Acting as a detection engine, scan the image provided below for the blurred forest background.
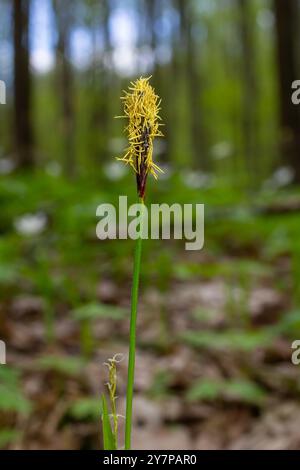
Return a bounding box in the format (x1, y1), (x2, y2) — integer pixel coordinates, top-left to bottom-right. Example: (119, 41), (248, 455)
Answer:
(1, 0), (300, 450)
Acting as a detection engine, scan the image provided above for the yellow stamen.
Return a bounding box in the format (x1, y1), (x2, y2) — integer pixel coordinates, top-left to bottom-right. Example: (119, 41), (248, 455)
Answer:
(116, 76), (164, 179)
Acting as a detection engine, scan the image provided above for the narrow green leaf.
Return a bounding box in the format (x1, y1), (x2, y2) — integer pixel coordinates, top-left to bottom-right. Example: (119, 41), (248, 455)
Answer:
(101, 394), (116, 450)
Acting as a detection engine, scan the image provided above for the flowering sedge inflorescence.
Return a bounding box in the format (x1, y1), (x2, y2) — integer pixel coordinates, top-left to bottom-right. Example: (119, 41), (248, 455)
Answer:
(103, 354), (123, 446)
(104, 77), (164, 451)
(116, 76), (163, 199)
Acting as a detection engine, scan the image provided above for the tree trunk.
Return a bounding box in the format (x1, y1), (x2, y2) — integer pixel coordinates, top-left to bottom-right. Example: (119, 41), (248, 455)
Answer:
(237, 0), (258, 177)
(177, 0), (207, 170)
(13, 0), (34, 168)
(185, 1), (207, 170)
(274, 0), (300, 183)
(52, 0), (75, 176)
(88, 0), (111, 165)
(145, 0), (157, 63)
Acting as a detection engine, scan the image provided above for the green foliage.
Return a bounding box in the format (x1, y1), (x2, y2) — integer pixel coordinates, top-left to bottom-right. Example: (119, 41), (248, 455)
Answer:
(0, 367), (31, 415)
(72, 302), (127, 321)
(68, 397), (102, 421)
(187, 380), (221, 401)
(174, 259), (271, 281)
(35, 355), (86, 376)
(149, 370), (173, 398)
(0, 429), (22, 448)
(192, 307), (220, 323)
(181, 328), (275, 352)
(187, 378), (267, 405)
(275, 310), (300, 337)
(0, 385), (30, 414)
(0, 263), (19, 286)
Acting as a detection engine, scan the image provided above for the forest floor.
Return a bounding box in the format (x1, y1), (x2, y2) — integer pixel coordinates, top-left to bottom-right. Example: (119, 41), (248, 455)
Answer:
(1, 171), (300, 449)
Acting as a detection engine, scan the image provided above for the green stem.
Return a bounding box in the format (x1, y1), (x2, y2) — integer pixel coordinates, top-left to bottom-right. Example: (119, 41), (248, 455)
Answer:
(125, 197), (144, 450)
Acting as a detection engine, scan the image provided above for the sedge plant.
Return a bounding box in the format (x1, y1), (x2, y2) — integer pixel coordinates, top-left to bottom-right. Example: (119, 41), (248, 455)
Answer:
(101, 354), (123, 450)
(101, 77), (163, 450)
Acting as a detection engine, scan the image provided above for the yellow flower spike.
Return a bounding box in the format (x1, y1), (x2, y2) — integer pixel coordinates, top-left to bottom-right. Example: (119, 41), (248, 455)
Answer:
(116, 76), (164, 199)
